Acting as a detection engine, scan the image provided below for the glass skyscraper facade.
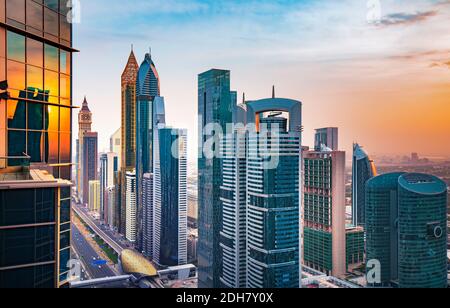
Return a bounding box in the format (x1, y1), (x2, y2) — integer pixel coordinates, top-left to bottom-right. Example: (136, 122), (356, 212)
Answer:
(135, 53), (161, 251)
(119, 49), (138, 234)
(352, 143), (376, 227)
(366, 172), (448, 288)
(153, 127), (187, 267)
(197, 69), (233, 288)
(245, 98), (302, 288)
(0, 0), (74, 288)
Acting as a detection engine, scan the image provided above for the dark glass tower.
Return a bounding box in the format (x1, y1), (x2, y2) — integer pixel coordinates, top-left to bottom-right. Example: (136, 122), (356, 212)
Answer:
(197, 69), (233, 288)
(366, 173), (448, 288)
(352, 143), (376, 227)
(135, 53), (161, 251)
(0, 0), (74, 288)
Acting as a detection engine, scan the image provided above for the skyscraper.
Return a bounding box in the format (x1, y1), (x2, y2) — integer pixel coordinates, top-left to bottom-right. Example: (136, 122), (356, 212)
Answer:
(0, 0), (74, 288)
(198, 69), (233, 288)
(81, 129), (98, 206)
(100, 152), (118, 221)
(366, 173), (448, 288)
(120, 49), (139, 234)
(89, 180), (100, 213)
(78, 97), (92, 199)
(153, 127), (188, 266)
(352, 143), (376, 227)
(126, 170), (137, 243)
(245, 97), (302, 288)
(110, 127), (121, 169)
(314, 127), (338, 151)
(142, 173), (153, 258)
(135, 53), (162, 251)
(219, 128), (247, 288)
(303, 150), (347, 278)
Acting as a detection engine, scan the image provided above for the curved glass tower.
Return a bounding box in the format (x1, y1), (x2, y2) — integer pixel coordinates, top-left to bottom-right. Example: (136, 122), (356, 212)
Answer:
(397, 173), (448, 288)
(352, 143), (376, 227)
(135, 53), (162, 251)
(366, 172), (405, 286)
(366, 172), (448, 288)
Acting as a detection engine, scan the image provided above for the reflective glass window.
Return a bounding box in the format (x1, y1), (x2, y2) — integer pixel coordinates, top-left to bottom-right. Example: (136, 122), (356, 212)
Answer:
(44, 44), (58, 70)
(60, 50), (70, 74)
(44, 69), (58, 97)
(7, 60), (25, 90)
(60, 16), (71, 41)
(45, 0), (59, 11)
(60, 248), (70, 273)
(59, 166), (70, 180)
(44, 8), (58, 37)
(60, 199), (70, 223)
(0, 225), (55, 268)
(8, 130), (26, 161)
(1, 0), (5, 23)
(0, 28), (5, 58)
(60, 73), (69, 98)
(28, 102), (44, 130)
(27, 65), (43, 90)
(47, 131), (58, 163)
(0, 58), (5, 81)
(60, 0), (70, 15)
(26, 0), (43, 30)
(59, 107), (70, 132)
(60, 230), (70, 249)
(6, 0), (25, 24)
(7, 31), (25, 62)
(28, 131), (44, 162)
(47, 105), (59, 131)
(26, 38), (43, 67)
(0, 264), (55, 288)
(59, 131), (70, 163)
(7, 100), (25, 129)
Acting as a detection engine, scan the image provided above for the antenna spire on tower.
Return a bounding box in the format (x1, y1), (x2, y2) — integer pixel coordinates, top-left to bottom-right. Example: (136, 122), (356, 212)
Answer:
(272, 85), (275, 98)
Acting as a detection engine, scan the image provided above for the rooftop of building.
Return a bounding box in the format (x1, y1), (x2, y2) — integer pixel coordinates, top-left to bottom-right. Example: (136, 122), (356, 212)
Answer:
(398, 173), (447, 195)
(0, 167), (72, 189)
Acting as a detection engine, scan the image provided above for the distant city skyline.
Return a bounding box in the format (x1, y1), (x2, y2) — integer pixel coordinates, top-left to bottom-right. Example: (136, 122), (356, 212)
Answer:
(73, 0), (450, 161)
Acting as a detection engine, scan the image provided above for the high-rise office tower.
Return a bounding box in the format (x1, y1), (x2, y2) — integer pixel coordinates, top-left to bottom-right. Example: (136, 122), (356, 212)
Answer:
(106, 186), (116, 228)
(78, 97), (92, 198)
(197, 69), (233, 288)
(303, 149), (346, 277)
(0, 0), (74, 288)
(245, 97), (302, 288)
(314, 127), (338, 151)
(153, 127), (188, 266)
(110, 127), (121, 169)
(366, 173), (448, 288)
(89, 180), (100, 213)
(100, 152), (118, 221)
(81, 130), (98, 206)
(352, 143), (376, 227)
(119, 49), (139, 234)
(219, 128), (247, 288)
(125, 170), (137, 243)
(142, 173), (153, 258)
(135, 53), (162, 251)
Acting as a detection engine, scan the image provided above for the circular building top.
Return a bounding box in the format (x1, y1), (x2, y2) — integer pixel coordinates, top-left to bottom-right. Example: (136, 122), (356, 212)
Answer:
(120, 249), (158, 278)
(398, 173), (447, 195)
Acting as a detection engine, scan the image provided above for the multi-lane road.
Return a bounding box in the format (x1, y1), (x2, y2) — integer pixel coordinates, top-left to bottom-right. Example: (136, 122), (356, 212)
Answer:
(71, 224), (117, 279)
(72, 201), (132, 253)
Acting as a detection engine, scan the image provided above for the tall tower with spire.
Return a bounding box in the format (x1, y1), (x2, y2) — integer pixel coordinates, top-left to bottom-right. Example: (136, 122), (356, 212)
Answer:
(77, 97), (92, 197)
(77, 97), (98, 206)
(119, 48), (140, 233)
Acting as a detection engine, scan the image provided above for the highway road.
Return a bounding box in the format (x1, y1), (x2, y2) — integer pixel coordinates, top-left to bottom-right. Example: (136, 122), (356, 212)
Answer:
(71, 224), (117, 279)
(72, 201), (132, 253)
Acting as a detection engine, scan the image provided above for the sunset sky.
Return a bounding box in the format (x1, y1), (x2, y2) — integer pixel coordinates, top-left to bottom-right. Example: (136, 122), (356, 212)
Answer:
(73, 0), (450, 162)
